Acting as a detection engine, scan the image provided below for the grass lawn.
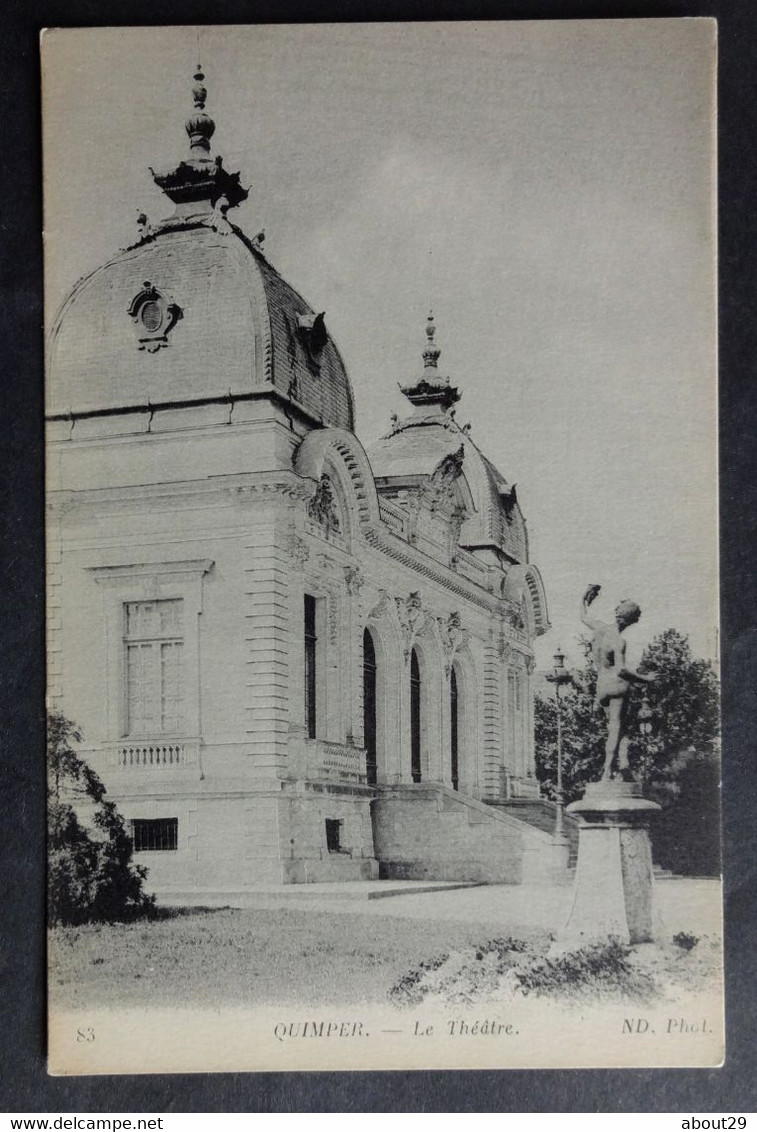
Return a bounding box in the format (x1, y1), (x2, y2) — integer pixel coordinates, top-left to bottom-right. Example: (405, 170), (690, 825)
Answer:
(49, 906), (543, 1010)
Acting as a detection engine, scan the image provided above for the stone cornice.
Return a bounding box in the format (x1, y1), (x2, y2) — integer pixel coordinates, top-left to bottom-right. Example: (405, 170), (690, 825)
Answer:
(87, 559), (214, 586)
(46, 472), (313, 514)
(45, 386), (324, 432)
(227, 478), (313, 504)
(362, 522), (530, 639)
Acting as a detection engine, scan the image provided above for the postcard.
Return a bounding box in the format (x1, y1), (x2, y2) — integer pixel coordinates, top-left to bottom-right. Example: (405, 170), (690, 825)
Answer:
(44, 20), (721, 1074)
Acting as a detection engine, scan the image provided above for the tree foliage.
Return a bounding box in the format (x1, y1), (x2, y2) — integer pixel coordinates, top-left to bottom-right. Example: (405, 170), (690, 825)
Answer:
(48, 711), (155, 925)
(534, 630), (721, 873)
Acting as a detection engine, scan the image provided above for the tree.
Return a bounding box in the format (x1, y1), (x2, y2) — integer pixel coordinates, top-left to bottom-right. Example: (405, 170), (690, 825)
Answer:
(534, 662), (605, 805)
(534, 630), (720, 873)
(629, 629), (719, 804)
(48, 711), (155, 925)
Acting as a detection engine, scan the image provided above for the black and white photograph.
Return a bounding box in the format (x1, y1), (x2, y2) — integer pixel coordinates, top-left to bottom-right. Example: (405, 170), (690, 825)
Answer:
(42, 20), (721, 1074)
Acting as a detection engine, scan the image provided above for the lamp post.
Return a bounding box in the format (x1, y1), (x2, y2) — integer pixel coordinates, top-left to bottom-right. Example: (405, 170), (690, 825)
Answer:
(545, 646), (573, 838)
(638, 692), (653, 736)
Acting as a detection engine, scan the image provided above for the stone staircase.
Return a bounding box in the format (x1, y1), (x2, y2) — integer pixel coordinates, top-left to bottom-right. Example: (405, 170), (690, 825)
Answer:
(371, 783), (572, 885)
(489, 798), (579, 868)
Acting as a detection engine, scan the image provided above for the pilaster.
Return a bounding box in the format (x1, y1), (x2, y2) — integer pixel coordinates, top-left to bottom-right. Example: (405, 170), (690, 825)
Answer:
(344, 565), (365, 748)
(481, 624), (503, 800)
(244, 515), (291, 778)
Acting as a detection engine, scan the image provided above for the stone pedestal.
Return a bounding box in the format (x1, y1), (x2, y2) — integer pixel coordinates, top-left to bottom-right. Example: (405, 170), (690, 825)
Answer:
(561, 781), (660, 946)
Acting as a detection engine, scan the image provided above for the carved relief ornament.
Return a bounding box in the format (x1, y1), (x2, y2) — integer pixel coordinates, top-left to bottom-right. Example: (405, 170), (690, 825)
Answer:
(395, 591), (431, 663)
(424, 445), (465, 514)
(438, 610), (468, 675)
(127, 281), (183, 352)
(343, 565), (364, 596)
(282, 528), (310, 568)
(367, 590), (391, 622)
(504, 603), (526, 632)
(307, 474), (341, 536)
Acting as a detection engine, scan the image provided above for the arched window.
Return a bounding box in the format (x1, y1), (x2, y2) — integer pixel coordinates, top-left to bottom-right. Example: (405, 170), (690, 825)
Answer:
(410, 648), (422, 783)
(363, 628), (377, 786)
(450, 666), (460, 791)
(304, 594), (318, 739)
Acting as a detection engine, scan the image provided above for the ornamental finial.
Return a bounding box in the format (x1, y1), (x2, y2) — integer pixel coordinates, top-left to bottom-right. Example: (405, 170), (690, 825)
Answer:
(186, 65), (215, 153)
(423, 310), (441, 370)
(398, 308), (460, 411)
(192, 65), (207, 110)
(150, 59), (248, 211)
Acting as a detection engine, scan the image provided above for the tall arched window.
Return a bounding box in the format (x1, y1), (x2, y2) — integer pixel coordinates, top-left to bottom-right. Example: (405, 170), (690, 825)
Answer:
(304, 594), (318, 739)
(410, 648), (422, 783)
(450, 666), (460, 791)
(363, 628), (377, 786)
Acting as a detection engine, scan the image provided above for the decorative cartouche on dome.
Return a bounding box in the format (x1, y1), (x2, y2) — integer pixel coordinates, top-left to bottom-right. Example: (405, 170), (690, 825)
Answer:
(150, 66), (249, 212)
(399, 311), (461, 413)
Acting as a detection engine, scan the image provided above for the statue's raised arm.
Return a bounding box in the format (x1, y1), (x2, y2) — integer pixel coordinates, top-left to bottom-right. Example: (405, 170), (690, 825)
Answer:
(580, 583), (604, 632)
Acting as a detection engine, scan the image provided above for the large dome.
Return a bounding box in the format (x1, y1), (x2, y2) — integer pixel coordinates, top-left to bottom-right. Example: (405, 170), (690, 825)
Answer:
(47, 223), (355, 430)
(47, 66), (354, 431)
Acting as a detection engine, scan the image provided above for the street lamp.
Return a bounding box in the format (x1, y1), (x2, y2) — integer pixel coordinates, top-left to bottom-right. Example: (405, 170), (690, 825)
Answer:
(545, 646), (573, 838)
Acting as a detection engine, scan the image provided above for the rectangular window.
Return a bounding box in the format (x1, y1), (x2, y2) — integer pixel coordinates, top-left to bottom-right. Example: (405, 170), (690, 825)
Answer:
(325, 818), (342, 853)
(131, 817), (178, 852)
(124, 599), (184, 735)
(304, 594), (318, 739)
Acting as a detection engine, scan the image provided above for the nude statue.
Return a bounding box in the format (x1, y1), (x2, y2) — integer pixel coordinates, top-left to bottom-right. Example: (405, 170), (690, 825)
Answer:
(580, 584), (657, 781)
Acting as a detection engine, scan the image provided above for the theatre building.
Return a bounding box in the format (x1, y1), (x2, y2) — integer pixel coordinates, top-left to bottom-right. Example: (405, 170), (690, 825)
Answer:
(46, 70), (566, 902)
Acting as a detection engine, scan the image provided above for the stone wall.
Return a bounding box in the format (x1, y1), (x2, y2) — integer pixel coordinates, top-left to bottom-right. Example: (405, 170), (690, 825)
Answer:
(281, 787), (378, 883)
(372, 783), (558, 884)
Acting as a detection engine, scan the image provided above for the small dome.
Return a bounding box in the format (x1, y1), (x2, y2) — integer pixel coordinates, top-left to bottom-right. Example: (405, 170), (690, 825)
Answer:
(369, 415), (528, 564)
(47, 223), (355, 431)
(368, 313), (527, 563)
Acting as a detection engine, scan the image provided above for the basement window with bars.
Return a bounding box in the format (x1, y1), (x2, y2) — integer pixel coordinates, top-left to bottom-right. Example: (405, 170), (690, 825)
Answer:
(325, 818), (343, 853)
(131, 817), (178, 852)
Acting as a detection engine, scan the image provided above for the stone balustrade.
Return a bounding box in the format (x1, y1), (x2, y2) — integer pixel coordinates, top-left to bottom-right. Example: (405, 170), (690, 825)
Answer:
(305, 739), (367, 784)
(86, 739), (201, 771)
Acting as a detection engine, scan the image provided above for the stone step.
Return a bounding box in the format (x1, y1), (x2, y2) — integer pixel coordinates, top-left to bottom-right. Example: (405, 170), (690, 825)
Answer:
(488, 799), (580, 867)
(153, 880), (482, 907)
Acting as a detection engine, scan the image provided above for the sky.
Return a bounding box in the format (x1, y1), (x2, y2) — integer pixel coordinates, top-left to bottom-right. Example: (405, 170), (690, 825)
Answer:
(42, 21), (718, 670)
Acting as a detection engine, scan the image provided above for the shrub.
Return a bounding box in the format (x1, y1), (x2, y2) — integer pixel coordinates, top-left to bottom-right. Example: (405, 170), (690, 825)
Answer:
(474, 937), (529, 967)
(672, 931), (699, 951)
(48, 711), (155, 926)
(388, 937), (661, 1009)
(389, 954), (448, 1008)
(513, 939), (657, 1002)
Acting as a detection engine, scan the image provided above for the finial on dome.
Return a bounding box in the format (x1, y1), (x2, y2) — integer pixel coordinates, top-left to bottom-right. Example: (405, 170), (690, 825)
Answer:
(398, 308), (460, 413)
(423, 310), (441, 370)
(151, 63), (248, 212)
(186, 66), (215, 153)
(192, 66), (207, 109)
